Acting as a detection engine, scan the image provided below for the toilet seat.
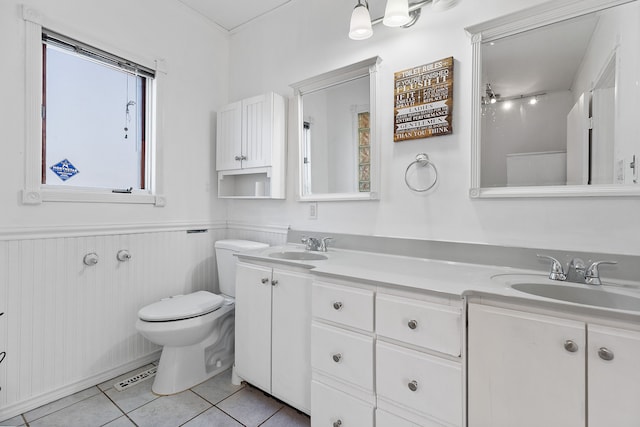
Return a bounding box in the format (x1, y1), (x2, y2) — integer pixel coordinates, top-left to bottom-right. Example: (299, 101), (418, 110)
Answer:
(138, 291), (224, 322)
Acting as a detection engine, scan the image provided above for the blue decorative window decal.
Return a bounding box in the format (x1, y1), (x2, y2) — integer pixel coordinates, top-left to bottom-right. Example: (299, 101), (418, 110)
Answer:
(50, 159), (79, 181)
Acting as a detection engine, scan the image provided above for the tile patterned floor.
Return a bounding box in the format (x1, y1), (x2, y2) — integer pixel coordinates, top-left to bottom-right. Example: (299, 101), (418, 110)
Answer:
(0, 365), (310, 427)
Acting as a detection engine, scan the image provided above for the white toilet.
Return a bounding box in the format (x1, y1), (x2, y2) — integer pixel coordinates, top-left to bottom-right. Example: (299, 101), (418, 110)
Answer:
(136, 239), (269, 395)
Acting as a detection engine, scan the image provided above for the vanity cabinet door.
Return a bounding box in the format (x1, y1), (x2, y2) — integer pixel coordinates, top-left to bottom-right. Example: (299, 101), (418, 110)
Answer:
(234, 263), (273, 392)
(467, 304), (585, 427)
(588, 324), (640, 427)
(271, 269), (312, 412)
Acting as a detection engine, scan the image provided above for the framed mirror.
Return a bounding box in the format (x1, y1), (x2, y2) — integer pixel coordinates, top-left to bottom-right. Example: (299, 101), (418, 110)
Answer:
(466, 0), (640, 198)
(291, 57), (381, 201)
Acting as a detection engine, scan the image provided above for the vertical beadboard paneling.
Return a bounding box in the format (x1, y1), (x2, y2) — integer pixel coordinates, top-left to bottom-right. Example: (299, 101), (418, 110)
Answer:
(0, 228), (224, 420)
(226, 225), (287, 247)
(0, 241), (8, 408)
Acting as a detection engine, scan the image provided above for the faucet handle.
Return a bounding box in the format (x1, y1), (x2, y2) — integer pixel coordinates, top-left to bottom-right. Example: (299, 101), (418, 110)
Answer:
(585, 260), (618, 285)
(320, 237), (333, 252)
(537, 254), (566, 281)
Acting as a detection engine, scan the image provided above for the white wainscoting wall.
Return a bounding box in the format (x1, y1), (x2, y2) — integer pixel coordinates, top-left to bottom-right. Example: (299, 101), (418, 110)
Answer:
(0, 221), (287, 420)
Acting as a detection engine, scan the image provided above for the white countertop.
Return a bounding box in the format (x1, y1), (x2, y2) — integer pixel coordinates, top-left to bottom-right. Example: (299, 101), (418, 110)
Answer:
(237, 245), (640, 322)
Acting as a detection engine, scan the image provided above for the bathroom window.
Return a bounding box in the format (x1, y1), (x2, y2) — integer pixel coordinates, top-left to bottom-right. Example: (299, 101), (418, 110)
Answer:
(42, 30), (153, 192)
(22, 10), (165, 205)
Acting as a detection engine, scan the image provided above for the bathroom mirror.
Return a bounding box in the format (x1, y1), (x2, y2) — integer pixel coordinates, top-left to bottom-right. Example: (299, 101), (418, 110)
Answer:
(466, 0), (640, 198)
(291, 57), (381, 201)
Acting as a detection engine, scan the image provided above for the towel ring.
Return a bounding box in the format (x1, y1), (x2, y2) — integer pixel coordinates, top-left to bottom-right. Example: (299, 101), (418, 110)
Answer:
(405, 153), (438, 192)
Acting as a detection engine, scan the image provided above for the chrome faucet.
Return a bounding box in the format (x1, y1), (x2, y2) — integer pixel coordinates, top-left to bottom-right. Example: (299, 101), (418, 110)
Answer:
(538, 254), (617, 285)
(301, 235), (333, 252)
(566, 258), (586, 283)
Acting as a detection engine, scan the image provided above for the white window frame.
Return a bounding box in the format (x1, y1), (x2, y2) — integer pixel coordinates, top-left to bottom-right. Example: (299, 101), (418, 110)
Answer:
(21, 6), (166, 206)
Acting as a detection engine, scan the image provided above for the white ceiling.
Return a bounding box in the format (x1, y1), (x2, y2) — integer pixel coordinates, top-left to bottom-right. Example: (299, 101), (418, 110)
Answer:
(178, 0), (294, 31)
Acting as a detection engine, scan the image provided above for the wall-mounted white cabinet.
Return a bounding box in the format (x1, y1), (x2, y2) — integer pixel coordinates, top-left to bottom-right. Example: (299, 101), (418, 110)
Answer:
(234, 261), (311, 413)
(216, 92), (286, 199)
(468, 303), (640, 427)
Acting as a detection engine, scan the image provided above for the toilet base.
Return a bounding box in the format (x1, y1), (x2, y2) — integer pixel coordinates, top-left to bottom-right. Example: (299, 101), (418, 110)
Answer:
(152, 306), (235, 395)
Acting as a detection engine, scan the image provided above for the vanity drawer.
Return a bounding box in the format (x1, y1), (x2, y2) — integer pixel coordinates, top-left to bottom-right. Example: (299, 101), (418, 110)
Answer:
(311, 380), (374, 427)
(376, 341), (462, 427)
(376, 293), (461, 356)
(312, 281), (374, 331)
(376, 409), (445, 427)
(311, 322), (374, 391)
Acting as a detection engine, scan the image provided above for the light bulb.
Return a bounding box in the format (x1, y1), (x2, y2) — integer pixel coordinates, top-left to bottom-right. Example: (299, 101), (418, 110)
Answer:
(383, 0), (411, 27)
(349, 2), (373, 40)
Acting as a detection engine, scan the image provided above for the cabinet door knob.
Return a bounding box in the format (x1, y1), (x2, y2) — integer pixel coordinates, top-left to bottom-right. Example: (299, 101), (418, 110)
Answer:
(271, 279), (278, 286)
(598, 347), (614, 361)
(332, 353), (342, 363)
(333, 301), (343, 310)
(235, 155), (242, 161)
(564, 340), (579, 353)
(261, 277), (269, 284)
(408, 380), (418, 392)
(333, 420), (342, 427)
(408, 320), (418, 330)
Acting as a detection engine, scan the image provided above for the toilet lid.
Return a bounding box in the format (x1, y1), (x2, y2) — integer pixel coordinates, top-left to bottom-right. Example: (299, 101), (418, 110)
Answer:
(138, 291), (224, 322)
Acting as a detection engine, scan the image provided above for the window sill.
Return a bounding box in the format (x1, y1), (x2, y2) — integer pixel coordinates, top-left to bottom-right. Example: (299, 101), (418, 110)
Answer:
(22, 188), (165, 206)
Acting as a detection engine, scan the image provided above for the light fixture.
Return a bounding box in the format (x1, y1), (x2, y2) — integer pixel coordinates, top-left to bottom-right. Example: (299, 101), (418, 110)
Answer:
(481, 88), (545, 106)
(383, 0), (411, 27)
(482, 83), (499, 105)
(349, 0), (459, 40)
(349, 0), (374, 40)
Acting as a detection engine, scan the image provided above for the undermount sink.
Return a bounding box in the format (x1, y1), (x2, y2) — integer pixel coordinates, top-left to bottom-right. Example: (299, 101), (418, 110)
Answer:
(510, 282), (640, 311)
(268, 251), (328, 261)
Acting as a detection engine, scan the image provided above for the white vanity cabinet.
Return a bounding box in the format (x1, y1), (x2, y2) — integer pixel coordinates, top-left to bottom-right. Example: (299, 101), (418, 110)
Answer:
(216, 92), (286, 198)
(468, 303), (640, 427)
(310, 279), (464, 427)
(234, 261), (311, 412)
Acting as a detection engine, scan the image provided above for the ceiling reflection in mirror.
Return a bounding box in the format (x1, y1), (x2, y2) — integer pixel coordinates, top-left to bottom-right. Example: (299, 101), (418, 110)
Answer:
(467, 0), (640, 197)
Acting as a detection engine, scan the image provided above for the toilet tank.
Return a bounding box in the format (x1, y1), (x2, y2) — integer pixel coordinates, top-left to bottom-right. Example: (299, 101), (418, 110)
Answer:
(215, 240), (269, 297)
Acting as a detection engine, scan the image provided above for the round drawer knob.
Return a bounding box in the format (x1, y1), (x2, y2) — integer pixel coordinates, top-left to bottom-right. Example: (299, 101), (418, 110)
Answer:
(332, 353), (342, 363)
(333, 301), (343, 311)
(564, 340), (579, 353)
(598, 347), (614, 361)
(408, 380), (418, 392)
(271, 279), (278, 286)
(408, 320), (418, 330)
(333, 420), (342, 427)
(261, 277), (269, 284)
